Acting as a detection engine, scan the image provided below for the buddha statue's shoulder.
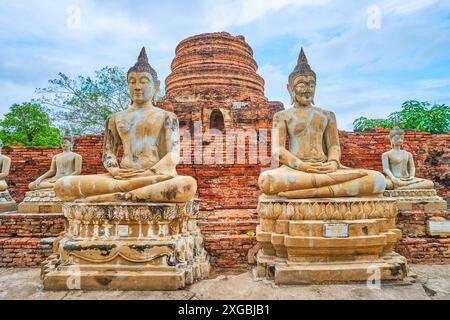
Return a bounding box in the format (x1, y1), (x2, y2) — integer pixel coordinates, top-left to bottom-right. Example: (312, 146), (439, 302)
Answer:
(0, 154), (11, 160)
(382, 149), (392, 157)
(273, 108), (293, 121)
(313, 106), (336, 118)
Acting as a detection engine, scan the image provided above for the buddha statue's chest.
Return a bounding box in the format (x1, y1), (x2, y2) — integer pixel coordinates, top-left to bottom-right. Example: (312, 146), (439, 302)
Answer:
(287, 109), (328, 137)
(389, 151), (408, 166)
(55, 154), (75, 172)
(115, 112), (164, 139)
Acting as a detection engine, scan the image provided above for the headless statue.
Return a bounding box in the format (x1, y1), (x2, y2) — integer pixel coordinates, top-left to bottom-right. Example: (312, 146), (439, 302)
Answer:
(382, 125), (434, 190)
(29, 131), (82, 191)
(54, 47), (197, 203)
(0, 139), (11, 192)
(258, 48), (386, 198)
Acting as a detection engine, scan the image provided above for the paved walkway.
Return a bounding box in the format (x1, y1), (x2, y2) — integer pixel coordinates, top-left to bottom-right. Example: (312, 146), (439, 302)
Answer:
(0, 265), (448, 300)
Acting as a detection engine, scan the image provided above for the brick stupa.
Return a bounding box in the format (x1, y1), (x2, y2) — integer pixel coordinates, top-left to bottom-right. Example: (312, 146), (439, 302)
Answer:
(161, 32), (283, 133)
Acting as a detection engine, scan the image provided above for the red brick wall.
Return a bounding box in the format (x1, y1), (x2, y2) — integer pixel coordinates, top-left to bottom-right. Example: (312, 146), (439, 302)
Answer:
(0, 213), (65, 267)
(394, 210), (450, 264)
(3, 129), (448, 206)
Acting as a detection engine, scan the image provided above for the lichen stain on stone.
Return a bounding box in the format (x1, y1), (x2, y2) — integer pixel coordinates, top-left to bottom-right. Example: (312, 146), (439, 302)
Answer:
(164, 186), (179, 201)
(95, 275), (114, 286)
(65, 244), (117, 257)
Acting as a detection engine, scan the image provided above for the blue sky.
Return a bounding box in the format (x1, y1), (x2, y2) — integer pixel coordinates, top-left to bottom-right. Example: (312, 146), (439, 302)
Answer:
(1, 0), (449, 129)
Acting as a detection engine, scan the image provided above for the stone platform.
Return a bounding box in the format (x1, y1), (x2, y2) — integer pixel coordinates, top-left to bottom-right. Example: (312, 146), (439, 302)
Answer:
(41, 201), (210, 290)
(0, 190), (17, 213)
(255, 195), (408, 284)
(18, 190), (62, 214)
(383, 189), (447, 211)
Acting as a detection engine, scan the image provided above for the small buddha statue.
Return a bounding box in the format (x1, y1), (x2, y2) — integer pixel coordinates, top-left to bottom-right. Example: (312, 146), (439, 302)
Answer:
(29, 131), (82, 191)
(258, 48), (386, 198)
(54, 47), (197, 203)
(0, 139), (12, 192)
(382, 125), (434, 190)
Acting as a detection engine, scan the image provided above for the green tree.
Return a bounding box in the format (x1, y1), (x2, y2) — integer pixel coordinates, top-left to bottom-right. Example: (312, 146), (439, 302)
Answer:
(353, 100), (450, 133)
(37, 66), (130, 134)
(0, 102), (61, 146)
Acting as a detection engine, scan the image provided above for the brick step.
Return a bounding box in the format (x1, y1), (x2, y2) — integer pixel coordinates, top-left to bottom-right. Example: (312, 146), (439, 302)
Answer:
(395, 237), (450, 264)
(203, 234), (257, 269)
(0, 237), (56, 267)
(0, 213), (65, 238)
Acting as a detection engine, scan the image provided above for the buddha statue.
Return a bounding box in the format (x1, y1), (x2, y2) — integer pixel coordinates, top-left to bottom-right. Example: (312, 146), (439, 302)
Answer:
(0, 139), (12, 192)
(54, 47), (197, 203)
(29, 131), (82, 191)
(258, 48), (386, 198)
(382, 125), (434, 190)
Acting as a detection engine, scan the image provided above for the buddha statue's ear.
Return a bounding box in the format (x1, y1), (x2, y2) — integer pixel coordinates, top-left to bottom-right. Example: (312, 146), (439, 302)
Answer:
(287, 83), (294, 105)
(152, 80), (161, 104)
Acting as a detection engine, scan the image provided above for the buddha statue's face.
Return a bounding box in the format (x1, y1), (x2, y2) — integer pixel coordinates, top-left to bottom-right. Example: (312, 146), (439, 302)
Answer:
(390, 134), (404, 148)
(128, 71), (159, 106)
(61, 139), (73, 152)
(288, 75), (316, 107)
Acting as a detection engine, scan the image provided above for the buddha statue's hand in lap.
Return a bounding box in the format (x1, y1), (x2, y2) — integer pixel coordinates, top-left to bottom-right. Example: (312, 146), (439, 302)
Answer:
(382, 126), (434, 190)
(54, 47), (197, 203)
(258, 48), (386, 199)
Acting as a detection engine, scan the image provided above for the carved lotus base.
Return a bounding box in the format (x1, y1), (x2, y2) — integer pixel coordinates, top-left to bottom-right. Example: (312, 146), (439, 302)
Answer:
(383, 189), (447, 211)
(19, 189), (62, 213)
(41, 201), (210, 290)
(255, 195), (408, 283)
(0, 190), (17, 212)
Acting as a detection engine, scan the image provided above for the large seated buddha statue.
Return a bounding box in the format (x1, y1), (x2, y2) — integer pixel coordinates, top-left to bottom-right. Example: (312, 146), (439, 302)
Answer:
(54, 48), (197, 203)
(382, 125), (434, 190)
(258, 48), (386, 198)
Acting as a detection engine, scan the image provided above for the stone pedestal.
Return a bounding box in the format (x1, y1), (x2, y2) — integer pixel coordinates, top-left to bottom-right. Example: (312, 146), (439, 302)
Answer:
(255, 195), (408, 284)
(18, 190), (62, 214)
(383, 189), (447, 211)
(41, 200), (210, 290)
(0, 190), (17, 212)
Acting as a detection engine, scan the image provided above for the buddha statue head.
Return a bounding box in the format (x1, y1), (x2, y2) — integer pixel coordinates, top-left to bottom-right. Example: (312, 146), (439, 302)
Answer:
(389, 124), (405, 148)
(61, 129), (74, 152)
(127, 47), (160, 106)
(287, 48), (316, 107)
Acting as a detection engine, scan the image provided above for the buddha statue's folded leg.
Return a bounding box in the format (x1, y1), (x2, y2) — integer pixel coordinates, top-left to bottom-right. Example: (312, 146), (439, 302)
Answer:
(127, 176), (197, 203)
(385, 176), (394, 190)
(259, 165), (368, 195)
(279, 169), (386, 198)
(396, 177), (434, 190)
(0, 180), (7, 191)
(54, 174), (173, 201)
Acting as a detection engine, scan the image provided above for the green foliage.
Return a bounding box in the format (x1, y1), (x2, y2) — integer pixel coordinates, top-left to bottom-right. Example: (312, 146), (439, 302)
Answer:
(353, 100), (450, 133)
(37, 66), (130, 134)
(0, 102), (61, 146)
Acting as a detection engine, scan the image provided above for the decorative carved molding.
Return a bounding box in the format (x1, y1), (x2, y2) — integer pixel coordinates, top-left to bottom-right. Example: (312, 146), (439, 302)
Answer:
(257, 196), (397, 221)
(0, 190), (13, 202)
(383, 189), (443, 201)
(22, 190), (61, 203)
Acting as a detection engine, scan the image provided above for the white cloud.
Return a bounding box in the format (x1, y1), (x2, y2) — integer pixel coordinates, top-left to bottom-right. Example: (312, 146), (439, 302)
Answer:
(204, 0), (331, 29)
(415, 78), (450, 89)
(383, 0), (439, 15)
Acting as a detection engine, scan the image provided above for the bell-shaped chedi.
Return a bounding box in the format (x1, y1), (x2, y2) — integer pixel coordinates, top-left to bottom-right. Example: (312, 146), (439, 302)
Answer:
(161, 32), (283, 132)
